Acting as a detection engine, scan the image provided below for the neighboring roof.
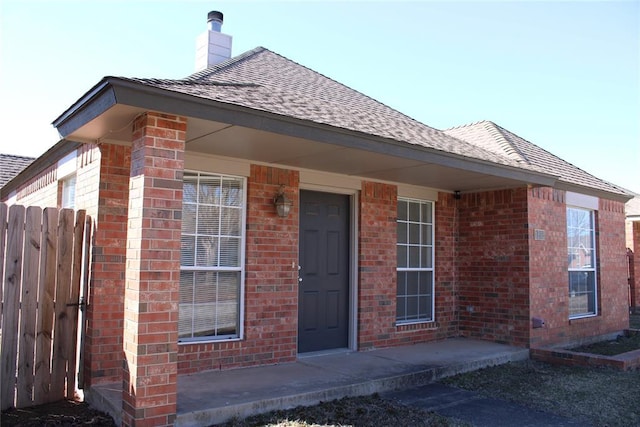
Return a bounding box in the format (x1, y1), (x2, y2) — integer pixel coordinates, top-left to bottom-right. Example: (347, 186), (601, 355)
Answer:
(0, 154), (35, 188)
(627, 195), (640, 219)
(120, 47), (543, 173)
(444, 120), (630, 198)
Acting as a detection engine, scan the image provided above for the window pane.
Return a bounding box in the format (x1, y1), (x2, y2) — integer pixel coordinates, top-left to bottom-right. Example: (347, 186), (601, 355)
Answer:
(421, 224), (432, 247)
(222, 178), (243, 207)
(397, 271), (407, 295)
(181, 235), (196, 266)
(422, 203), (432, 223)
(198, 176), (222, 205)
(179, 271), (195, 339)
(219, 237), (240, 267)
(408, 246), (420, 267)
(397, 222), (407, 244)
(408, 202), (420, 222)
(397, 246), (407, 268)
(407, 271), (419, 295)
(220, 207), (241, 236)
(182, 203), (197, 233)
(397, 201), (408, 221)
(183, 179), (197, 204)
(421, 246), (433, 269)
(196, 236), (219, 266)
(408, 223), (420, 244)
(197, 205), (220, 235)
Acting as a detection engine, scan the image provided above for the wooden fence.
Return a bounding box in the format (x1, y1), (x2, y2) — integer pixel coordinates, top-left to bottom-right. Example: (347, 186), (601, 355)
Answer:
(0, 203), (92, 410)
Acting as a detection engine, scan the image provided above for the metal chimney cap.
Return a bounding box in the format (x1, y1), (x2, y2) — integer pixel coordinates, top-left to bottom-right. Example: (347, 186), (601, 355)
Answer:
(208, 11), (223, 22)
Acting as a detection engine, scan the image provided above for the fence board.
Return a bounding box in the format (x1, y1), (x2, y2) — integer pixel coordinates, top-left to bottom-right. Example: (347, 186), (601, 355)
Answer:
(34, 208), (58, 405)
(1, 205), (26, 411)
(16, 207), (42, 407)
(66, 210), (85, 399)
(50, 209), (74, 399)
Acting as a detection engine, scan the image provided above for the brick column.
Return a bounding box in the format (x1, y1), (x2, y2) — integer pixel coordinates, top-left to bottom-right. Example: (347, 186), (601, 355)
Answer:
(357, 181), (397, 350)
(84, 144), (131, 387)
(122, 112), (185, 426)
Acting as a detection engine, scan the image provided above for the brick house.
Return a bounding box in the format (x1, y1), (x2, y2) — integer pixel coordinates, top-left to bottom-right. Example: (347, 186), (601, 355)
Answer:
(0, 12), (632, 426)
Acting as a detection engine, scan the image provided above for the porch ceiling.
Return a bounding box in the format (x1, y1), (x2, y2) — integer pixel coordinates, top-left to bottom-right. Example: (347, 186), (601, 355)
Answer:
(55, 80), (557, 193)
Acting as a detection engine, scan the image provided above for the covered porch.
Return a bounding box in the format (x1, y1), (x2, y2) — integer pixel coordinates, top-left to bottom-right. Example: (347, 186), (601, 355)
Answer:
(87, 338), (529, 426)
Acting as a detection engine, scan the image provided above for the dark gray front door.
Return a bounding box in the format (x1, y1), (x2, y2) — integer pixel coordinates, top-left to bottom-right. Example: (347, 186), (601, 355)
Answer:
(298, 190), (350, 353)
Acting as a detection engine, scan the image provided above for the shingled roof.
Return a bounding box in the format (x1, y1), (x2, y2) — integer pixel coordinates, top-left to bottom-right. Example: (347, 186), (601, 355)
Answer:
(0, 154), (35, 188)
(444, 120), (628, 197)
(121, 47), (543, 173)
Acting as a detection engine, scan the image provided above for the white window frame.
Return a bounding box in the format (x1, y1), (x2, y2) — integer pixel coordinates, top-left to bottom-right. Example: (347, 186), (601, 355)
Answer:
(179, 171), (246, 343)
(396, 198), (435, 325)
(60, 174), (76, 209)
(567, 206), (598, 319)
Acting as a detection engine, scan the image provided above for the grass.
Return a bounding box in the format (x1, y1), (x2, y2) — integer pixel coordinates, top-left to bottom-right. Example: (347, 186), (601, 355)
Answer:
(443, 360), (640, 427)
(217, 394), (468, 427)
(631, 313), (640, 329)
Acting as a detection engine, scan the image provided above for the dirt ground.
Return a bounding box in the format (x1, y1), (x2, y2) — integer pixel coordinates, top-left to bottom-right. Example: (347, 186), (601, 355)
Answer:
(1, 399), (116, 426)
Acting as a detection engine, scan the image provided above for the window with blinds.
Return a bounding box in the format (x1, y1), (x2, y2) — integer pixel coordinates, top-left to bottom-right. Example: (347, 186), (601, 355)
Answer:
(179, 171), (246, 341)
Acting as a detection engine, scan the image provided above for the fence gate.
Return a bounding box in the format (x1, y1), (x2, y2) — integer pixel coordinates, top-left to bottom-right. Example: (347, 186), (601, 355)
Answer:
(0, 203), (92, 410)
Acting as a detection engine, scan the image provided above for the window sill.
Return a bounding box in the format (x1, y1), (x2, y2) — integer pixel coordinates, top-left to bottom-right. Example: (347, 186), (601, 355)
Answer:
(396, 321), (438, 332)
(178, 337), (242, 345)
(569, 314), (598, 324)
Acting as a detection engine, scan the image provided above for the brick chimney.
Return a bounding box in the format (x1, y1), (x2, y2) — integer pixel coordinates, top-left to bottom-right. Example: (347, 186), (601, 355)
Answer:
(195, 11), (232, 71)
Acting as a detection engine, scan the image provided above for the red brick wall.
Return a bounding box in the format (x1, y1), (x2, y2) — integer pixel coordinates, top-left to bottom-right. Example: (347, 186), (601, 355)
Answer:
(528, 188), (569, 347)
(596, 199), (629, 329)
(529, 189), (629, 347)
(357, 183), (458, 350)
(457, 188), (530, 347)
(84, 143), (130, 386)
(177, 165), (300, 373)
(632, 222), (640, 312)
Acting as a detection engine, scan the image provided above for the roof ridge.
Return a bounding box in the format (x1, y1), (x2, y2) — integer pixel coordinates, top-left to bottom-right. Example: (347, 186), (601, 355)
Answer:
(186, 46), (268, 81)
(483, 121), (530, 164)
(492, 122), (630, 196)
(443, 119), (490, 132)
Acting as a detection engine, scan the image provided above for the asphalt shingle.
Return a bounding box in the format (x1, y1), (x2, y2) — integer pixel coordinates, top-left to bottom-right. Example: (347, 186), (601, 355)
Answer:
(444, 120), (628, 197)
(121, 47), (541, 172)
(0, 154), (35, 188)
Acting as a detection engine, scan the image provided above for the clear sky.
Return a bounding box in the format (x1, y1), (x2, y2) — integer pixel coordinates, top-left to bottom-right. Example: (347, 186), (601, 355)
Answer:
(1, 0), (638, 193)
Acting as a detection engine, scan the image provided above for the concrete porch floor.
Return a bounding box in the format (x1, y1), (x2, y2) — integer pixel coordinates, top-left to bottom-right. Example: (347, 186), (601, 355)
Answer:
(88, 338), (529, 426)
